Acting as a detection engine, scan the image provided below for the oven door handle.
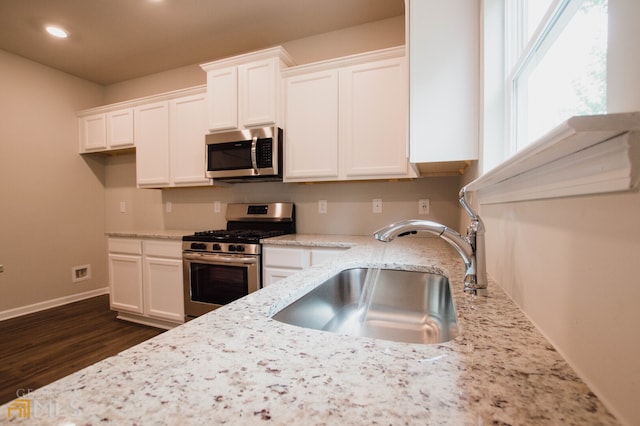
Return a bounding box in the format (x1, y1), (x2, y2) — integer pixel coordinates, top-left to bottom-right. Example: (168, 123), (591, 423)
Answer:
(183, 253), (259, 265)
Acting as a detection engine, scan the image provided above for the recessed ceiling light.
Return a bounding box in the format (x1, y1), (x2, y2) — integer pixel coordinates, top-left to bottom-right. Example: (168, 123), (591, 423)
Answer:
(45, 25), (69, 39)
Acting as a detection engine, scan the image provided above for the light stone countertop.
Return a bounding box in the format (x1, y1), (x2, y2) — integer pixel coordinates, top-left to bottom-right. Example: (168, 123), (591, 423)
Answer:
(106, 230), (196, 240)
(2, 235), (619, 425)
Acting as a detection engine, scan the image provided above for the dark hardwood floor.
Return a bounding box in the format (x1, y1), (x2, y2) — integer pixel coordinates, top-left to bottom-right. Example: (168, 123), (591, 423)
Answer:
(0, 295), (165, 405)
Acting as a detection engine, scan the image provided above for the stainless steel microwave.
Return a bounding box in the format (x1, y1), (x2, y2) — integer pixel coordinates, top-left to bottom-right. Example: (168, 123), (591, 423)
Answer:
(205, 127), (283, 181)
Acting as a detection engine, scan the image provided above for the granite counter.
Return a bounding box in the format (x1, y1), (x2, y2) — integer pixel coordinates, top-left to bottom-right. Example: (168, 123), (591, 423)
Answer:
(2, 235), (618, 425)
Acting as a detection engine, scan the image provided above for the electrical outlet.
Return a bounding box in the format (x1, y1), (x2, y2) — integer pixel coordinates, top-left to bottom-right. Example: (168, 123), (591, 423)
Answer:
(318, 200), (327, 214)
(213, 201), (221, 213)
(119, 201), (126, 213)
(418, 199), (430, 215)
(372, 198), (383, 213)
(165, 201), (172, 213)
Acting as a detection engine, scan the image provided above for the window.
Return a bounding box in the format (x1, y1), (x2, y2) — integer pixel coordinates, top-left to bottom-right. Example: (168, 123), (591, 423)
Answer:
(473, 0), (639, 203)
(506, 0), (608, 151)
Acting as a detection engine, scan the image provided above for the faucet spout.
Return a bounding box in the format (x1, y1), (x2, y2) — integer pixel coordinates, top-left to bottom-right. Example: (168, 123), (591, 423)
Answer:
(373, 186), (488, 296)
(373, 220), (473, 267)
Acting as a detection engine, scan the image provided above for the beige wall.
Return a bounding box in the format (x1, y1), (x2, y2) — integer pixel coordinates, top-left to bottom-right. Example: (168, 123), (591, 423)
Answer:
(478, 1), (640, 424)
(104, 152), (462, 235)
(0, 50), (107, 313)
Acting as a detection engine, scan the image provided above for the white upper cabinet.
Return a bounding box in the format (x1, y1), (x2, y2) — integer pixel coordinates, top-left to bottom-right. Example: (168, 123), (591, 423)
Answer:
(107, 108), (135, 148)
(284, 69), (340, 180)
(79, 107), (134, 153)
(135, 101), (171, 187)
(169, 92), (210, 186)
(135, 88), (211, 188)
(283, 47), (416, 182)
(78, 86), (210, 188)
(200, 47), (295, 132)
(340, 57), (409, 178)
(205, 66), (238, 131)
(407, 0), (479, 163)
(240, 59), (279, 127)
(79, 113), (107, 152)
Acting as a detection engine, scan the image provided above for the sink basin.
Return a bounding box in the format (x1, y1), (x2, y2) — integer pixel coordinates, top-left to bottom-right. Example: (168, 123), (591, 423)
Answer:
(272, 268), (458, 344)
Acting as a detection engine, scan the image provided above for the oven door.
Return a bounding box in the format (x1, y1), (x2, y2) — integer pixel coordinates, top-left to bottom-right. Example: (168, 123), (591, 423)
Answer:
(183, 252), (259, 319)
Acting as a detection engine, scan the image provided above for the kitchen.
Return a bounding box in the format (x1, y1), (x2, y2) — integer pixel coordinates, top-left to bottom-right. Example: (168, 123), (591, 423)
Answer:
(0, 0), (639, 424)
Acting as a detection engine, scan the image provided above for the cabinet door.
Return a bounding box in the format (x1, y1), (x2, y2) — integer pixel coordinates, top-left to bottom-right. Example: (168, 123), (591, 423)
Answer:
(107, 108), (135, 148)
(144, 256), (184, 322)
(170, 93), (210, 186)
(206, 67), (238, 131)
(263, 267), (298, 287)
(408, 0), (479, 162)
(80, 113), (107, 152)
(340, 57), (410, 178)
(239, 58), (277, 127)
(284, 69), (340, 181)
(135, 101), (170, 187)
(108, 253), (144, 314)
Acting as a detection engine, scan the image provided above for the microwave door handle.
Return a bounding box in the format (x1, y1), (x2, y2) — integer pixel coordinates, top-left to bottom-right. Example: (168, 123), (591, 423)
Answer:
(250, 136), (259, 174)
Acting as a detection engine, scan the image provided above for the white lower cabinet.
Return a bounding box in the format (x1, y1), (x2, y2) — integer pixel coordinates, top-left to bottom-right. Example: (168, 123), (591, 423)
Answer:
(108, 239), (144, 314)
(108, 238), (184, 328)
(143, 240), (184, 323)
(262, 245), (348, 287)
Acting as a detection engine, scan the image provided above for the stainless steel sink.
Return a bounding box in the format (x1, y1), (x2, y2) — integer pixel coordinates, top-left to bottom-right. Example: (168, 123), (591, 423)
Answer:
(272, 268), (459, 344)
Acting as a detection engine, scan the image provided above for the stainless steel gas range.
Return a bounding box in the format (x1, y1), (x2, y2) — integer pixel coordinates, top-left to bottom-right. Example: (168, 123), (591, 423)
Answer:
(182, 202), (295, 320)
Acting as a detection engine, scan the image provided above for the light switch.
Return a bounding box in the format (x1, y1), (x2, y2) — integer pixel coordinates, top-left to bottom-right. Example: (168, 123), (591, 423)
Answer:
(119, 201), (126, 213)
(318, 200), (327, 214)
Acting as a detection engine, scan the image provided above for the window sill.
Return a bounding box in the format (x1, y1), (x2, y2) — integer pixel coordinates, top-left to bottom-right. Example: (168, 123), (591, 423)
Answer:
(466, 112), (640, 204)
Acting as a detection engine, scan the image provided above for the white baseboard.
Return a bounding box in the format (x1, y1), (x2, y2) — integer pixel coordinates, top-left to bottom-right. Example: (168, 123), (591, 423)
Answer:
(0, 287), (110, 321)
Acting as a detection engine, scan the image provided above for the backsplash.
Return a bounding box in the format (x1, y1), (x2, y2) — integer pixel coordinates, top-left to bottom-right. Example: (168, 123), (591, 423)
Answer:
(105, 154), (463, 235)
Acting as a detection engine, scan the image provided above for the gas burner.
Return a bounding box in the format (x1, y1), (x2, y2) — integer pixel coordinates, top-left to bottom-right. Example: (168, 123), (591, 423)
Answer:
(187, 229), (287, 244)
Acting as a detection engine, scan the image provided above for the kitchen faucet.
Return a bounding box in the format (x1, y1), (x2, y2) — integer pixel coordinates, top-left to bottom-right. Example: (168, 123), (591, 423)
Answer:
(373, 187), (488, 296)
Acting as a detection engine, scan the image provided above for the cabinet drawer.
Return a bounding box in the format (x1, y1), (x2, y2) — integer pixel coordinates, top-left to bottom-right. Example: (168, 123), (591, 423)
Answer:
(108, 238), (142, 255)
(310, 248), (348, 266)
(263, 246), (309, 269)
(144, 240), (182, 258)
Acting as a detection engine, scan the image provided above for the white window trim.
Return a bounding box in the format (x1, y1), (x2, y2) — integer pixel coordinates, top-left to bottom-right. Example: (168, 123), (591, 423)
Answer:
(467, 112), (640, 204)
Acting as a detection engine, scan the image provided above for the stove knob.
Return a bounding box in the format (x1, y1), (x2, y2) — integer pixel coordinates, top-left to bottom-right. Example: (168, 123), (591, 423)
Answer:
(228, 245), (236, 252)
(235, 245), (245, 252)
(212, 243), (221, 251)
(190, 243), (206, 250)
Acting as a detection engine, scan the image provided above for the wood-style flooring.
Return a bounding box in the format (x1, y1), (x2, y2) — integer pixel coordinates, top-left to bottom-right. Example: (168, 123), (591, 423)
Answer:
(0, 295), (164, 405)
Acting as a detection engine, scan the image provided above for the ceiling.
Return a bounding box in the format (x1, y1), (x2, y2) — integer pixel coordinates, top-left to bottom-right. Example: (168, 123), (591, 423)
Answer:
(0, 0), (405, 85)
